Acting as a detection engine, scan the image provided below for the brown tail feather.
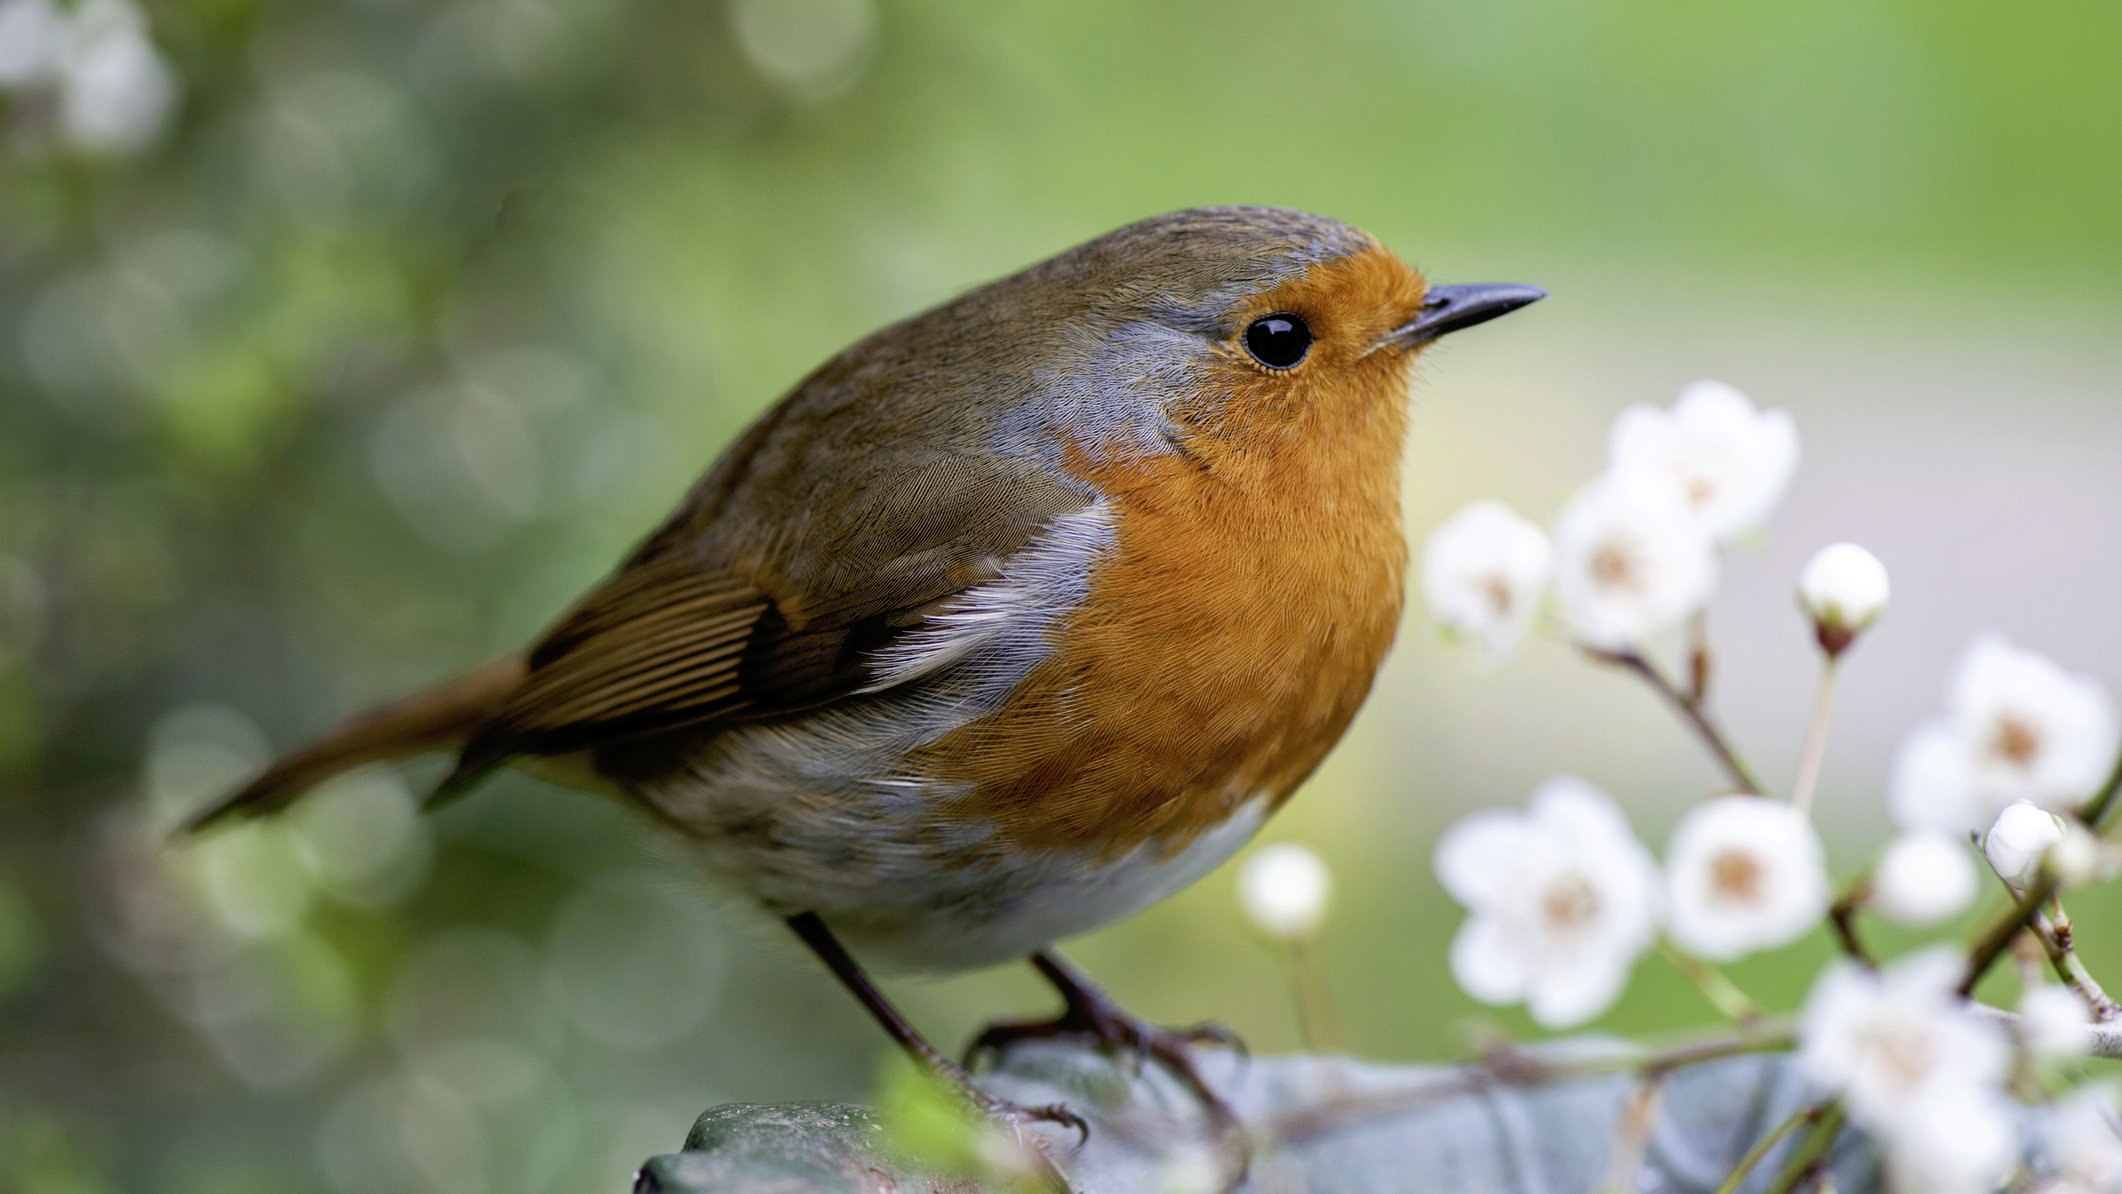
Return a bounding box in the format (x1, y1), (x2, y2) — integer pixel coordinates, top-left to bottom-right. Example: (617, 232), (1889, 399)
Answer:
(178, 655), (529, 835)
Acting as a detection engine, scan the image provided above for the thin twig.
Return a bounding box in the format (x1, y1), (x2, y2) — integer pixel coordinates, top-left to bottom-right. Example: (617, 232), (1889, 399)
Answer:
(1686, 610), (1711, 705)
(2079, 748), (2122, 833)
(1960, 873), (2059, 996)
(1711, 1100), (1826, 1194)
(1789, 659), (1839, 816)
(2032, 904), (2122, 1022)
(1827, 878), (1876, 968)
(1585, 646), (1767, 795)
(1596, 1073), (1664, 1194)
(1259, 1024), (1798, 1147)
(1659, 937), (1763, 1025)
(1288, 939), (1344, 1052)
(1764, 1100), (1846, 1194)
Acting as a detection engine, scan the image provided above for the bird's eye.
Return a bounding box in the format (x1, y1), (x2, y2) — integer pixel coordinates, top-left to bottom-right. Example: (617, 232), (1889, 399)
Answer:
(1243, 312), (1312, 369)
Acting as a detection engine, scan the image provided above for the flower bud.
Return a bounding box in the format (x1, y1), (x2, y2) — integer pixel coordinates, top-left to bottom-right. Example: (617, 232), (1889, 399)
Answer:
(1237, 843), (1330, 941)
(1870, 830), (1977, 926)
(1983, 801), (2064, 888)
(1798, 543), (1889, 657)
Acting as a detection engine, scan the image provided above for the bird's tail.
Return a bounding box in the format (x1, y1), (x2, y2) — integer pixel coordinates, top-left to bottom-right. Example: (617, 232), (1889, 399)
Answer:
(177, 654), (528, 836)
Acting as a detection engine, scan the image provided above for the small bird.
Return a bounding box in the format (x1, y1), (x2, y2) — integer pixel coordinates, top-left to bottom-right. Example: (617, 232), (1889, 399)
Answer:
(183, 206), (1542, 1143)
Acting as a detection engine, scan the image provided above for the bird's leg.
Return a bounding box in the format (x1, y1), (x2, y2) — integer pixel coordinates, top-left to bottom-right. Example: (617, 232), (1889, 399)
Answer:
(784, 913), (1089, 1161)
(968, 949), (1244, 1132)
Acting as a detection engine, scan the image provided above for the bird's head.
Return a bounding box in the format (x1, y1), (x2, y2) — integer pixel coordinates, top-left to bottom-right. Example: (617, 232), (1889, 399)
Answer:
(986, 206), (1545, 470)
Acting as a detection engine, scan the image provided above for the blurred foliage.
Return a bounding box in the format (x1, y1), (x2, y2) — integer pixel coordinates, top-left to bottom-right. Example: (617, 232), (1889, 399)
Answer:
(3, 1), (2120, 1192)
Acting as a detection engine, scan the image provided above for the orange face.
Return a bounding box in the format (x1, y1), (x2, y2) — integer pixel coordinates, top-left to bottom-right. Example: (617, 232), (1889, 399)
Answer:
(1187, 242), (1435, 436)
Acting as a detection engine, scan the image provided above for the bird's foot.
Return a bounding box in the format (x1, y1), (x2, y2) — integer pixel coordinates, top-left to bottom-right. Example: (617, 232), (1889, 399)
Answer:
(967, 981), (1244, 1132)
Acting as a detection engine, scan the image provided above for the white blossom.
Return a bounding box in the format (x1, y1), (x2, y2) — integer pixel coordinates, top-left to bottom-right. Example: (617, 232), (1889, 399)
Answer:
(1985, 800), (2066, 889)
(1606, 380), (1799, 542)
(1420, 500), (1552, 662)
(2019, 984), (2094, 1061)
(1237, 843), (1331, 941)
(1798, 542), (1890, 653)
(1883, 1087), (2021, 1194)
(2038, 1084), (2122, 1194)
(1890, 635), (2120, 833)
(1870, 831), (1978, 927)
(0, 0), (67, 87)
(1551, 476), (1717, 651)
(58, 0), (177, 154)
(1664, 795), (1830, 961)
(1801, 947), (2011, 1133)
(1434, 776), (1660, 1028)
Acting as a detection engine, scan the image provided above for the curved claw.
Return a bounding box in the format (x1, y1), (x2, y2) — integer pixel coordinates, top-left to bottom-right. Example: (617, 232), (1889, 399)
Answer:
(1020, 1101), (1092, 1151)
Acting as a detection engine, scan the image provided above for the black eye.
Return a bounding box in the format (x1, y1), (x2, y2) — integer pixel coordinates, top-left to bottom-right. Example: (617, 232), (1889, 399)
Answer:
(1244, 312), (1312, 369)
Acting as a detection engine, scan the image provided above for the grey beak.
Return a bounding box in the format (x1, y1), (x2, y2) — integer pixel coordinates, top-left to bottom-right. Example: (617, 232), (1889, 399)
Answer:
(1385, 282), (1548, 348)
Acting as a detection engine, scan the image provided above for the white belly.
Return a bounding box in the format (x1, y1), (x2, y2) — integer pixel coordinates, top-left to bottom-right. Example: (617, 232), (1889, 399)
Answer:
(647, 706), (1269, 974)
(829, 797), (1268, 973)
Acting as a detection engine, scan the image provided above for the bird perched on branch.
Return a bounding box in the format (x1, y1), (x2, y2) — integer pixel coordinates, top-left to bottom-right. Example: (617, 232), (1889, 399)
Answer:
(182, 206), (1542, 1154)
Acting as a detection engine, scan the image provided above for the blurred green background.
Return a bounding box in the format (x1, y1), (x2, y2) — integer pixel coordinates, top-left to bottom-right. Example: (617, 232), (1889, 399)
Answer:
(4, 0), (2121, 1190)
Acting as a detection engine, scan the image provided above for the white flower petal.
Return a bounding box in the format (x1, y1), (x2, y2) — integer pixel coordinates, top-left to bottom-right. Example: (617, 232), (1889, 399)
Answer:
(1664, 795), (1829, 961)
(1888, 721), (1986, 833)
(1870, 831), (1977, 926)
(1420, 500), (1553, 662)
(1432, 812), (1534, 908)
(1448, 915), (1532, 1006)
(1434, 776), (1657, 1029)
(1551, 474), (1717, 650)
(1884, 1089), (2019, 1194)
(2044, 1084), (2122, 1187)
(1607, 380), (1799, 541)
(1801, 948), (2010, 1133)
(1948, 634), (2120, 813)
(1527, 952), (1632, 1029)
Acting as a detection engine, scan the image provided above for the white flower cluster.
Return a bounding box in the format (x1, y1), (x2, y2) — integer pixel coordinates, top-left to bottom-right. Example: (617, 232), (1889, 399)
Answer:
(0, 0), (178, 154)
(1892, 635), (2120, 835)
(1420, 383), (2122, 1194)
(1435, 778), (1827, 1027)
(1422, 380), (1803, 659)
(1802, 950), (2018, 1194)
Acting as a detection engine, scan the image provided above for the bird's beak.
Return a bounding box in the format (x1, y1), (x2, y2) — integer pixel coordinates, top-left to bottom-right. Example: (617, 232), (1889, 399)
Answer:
(1379, 282), (1548, 350)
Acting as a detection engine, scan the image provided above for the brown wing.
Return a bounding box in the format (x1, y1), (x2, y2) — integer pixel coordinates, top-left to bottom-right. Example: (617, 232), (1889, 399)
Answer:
(435, 445), (1089, 801)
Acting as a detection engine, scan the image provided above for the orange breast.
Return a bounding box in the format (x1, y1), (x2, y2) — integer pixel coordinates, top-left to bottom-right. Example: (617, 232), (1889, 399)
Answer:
(916, 248), (1421, 858)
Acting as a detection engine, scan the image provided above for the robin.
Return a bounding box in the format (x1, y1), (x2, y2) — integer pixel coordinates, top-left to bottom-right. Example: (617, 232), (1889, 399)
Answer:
(181, 206), (1542, 1147)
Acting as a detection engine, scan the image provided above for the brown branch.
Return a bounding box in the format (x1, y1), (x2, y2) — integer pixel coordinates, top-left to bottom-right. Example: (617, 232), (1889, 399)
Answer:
(1824, 899), (1875, 971)
(1584, 646), (1766, 795)
(1258, 1024), (1797, 1147)
(1960, 874), (2059, 996)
